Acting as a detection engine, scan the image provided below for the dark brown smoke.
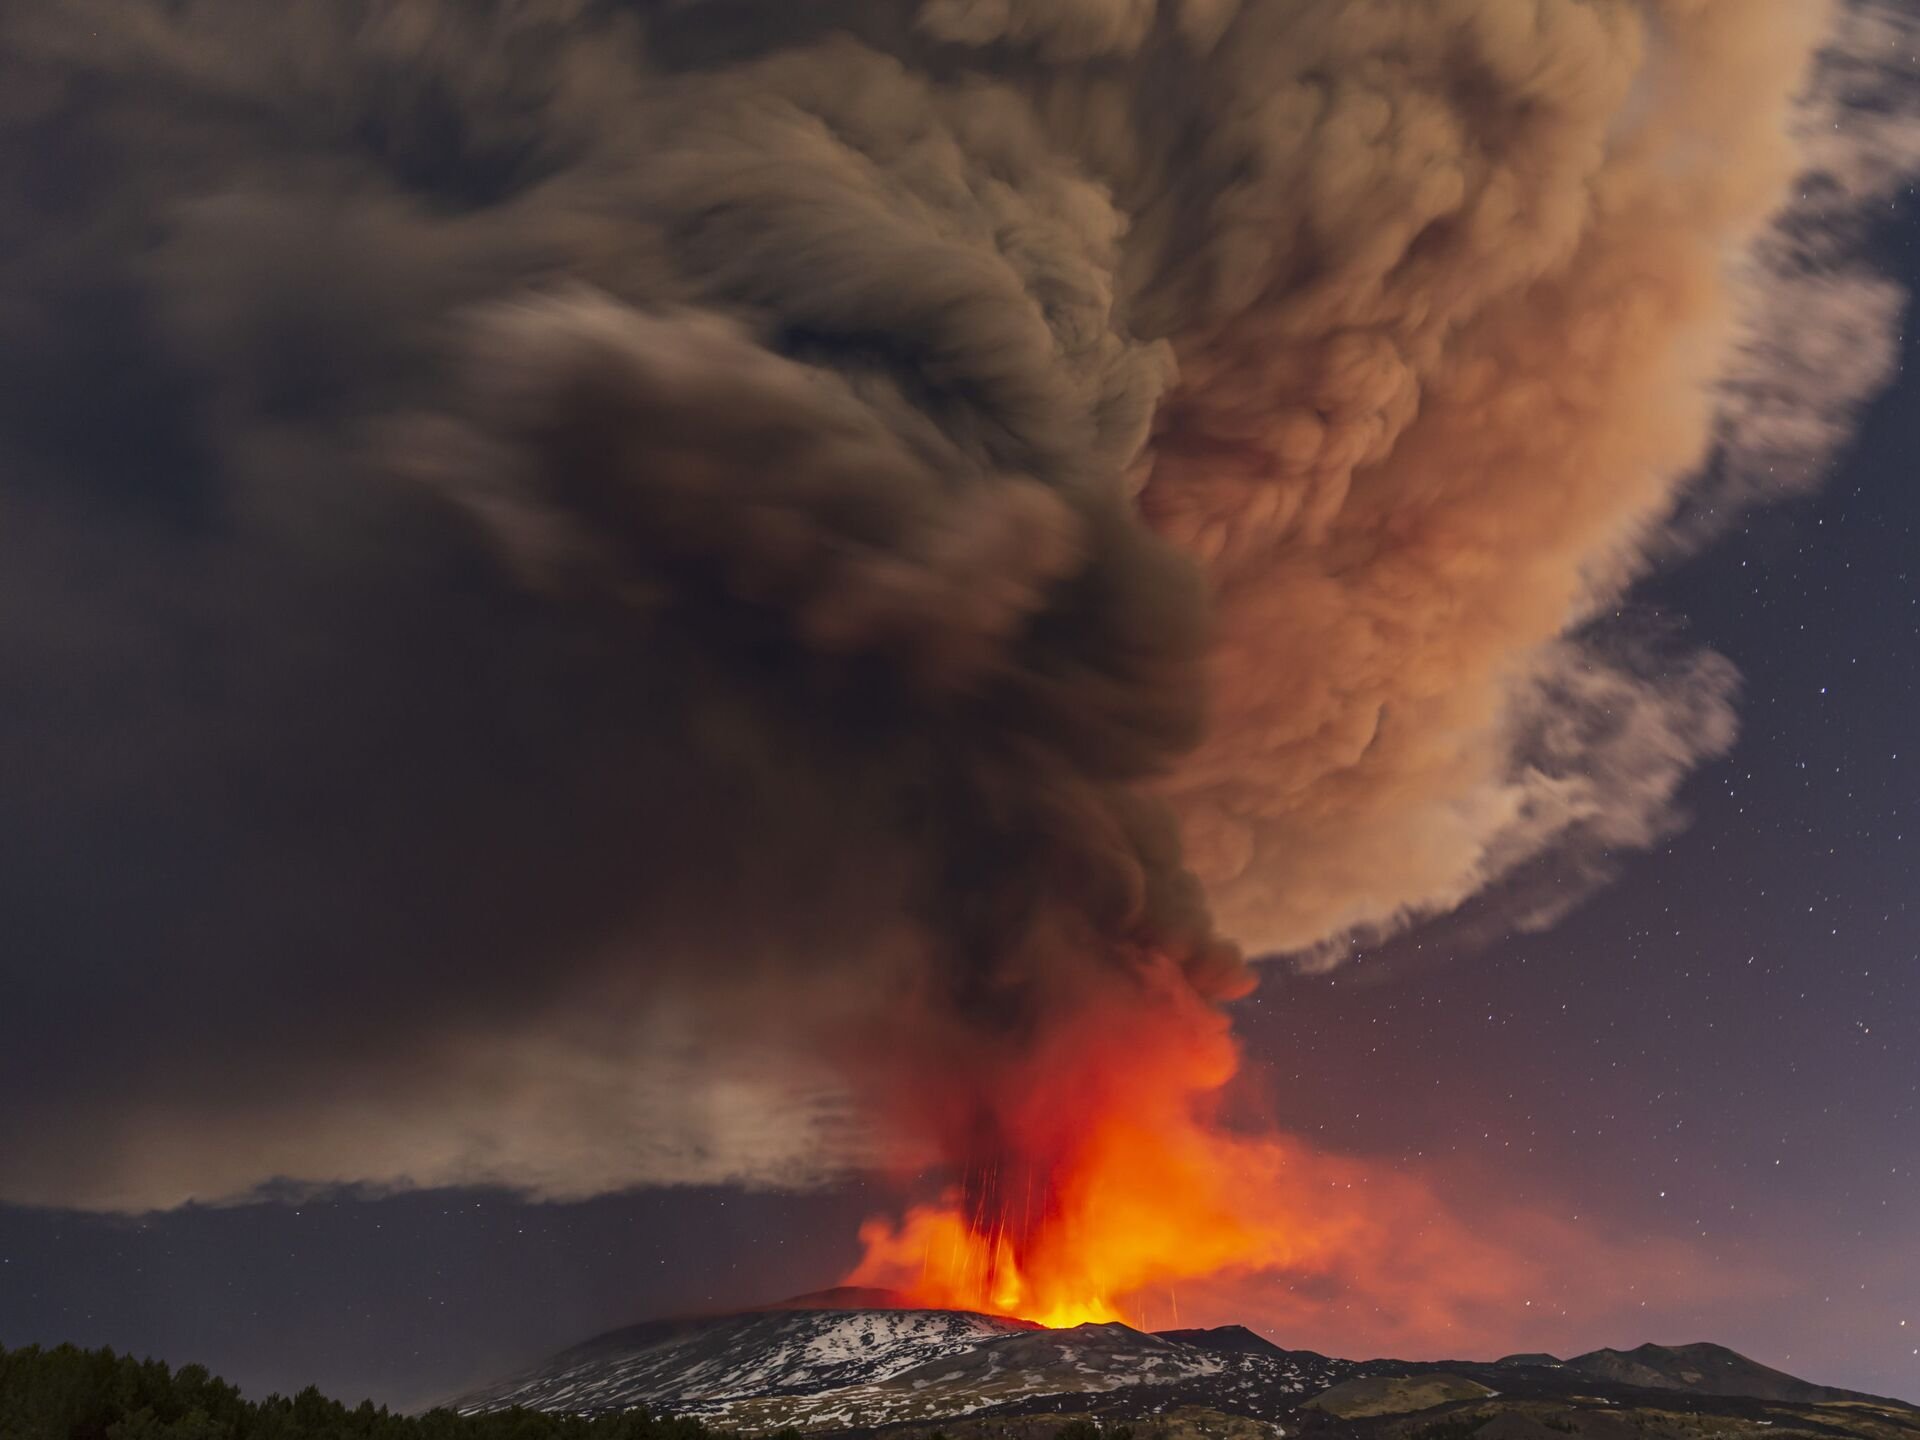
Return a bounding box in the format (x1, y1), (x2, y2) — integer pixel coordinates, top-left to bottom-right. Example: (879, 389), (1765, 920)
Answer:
(0, 0), (1909, 1212)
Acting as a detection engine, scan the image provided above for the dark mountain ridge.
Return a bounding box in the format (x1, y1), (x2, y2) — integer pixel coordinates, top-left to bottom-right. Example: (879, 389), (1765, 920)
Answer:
(1553, 1341), (1858, 1403)
(1159, 1326), (1327, 1363)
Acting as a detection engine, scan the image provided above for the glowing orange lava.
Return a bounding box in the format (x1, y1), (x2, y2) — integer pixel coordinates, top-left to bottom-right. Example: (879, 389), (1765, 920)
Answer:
(846, 954), (1378, 1330)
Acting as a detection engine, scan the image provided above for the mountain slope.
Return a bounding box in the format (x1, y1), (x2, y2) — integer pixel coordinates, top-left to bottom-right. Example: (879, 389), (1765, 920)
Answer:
(722, 1320), (1351, 1431)
(1561, 1342), (1864, 1403)
(457, 1306), (1035, 1418)
(456, 1305), (1349, 1426)
(455, 1301), (1916, 1436)
(1160, 1327), (1329, 1363)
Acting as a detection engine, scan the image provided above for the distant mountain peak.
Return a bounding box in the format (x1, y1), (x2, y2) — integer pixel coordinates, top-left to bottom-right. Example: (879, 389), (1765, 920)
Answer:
(1561, 1340), (1868, 1404)
(1157, 1324), (1321, 1362)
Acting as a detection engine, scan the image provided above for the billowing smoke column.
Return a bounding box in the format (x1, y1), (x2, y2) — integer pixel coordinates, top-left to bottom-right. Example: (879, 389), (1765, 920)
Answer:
(0, 0), (1912, 1334)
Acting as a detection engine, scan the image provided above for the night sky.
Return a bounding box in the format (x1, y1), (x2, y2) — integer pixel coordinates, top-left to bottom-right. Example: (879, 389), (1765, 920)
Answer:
(2, 0), (1917, 1421)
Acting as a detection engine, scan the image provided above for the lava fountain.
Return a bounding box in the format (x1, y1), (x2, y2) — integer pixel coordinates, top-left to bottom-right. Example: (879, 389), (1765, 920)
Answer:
(845, 953), (1393, 1329)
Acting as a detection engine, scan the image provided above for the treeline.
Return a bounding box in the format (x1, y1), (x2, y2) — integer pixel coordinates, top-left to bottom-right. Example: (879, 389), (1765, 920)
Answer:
(0, 1342), (756, 1440)
(0, 1343), (1147, 1440)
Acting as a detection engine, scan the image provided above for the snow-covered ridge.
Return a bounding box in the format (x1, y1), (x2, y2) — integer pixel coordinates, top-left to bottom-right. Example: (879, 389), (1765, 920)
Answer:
(455, 1303), (1349, 1427)
(457, 1305), (1038, 1417)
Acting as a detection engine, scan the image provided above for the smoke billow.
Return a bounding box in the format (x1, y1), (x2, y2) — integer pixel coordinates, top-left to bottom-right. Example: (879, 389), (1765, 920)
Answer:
(0, 0), (1910, 1223)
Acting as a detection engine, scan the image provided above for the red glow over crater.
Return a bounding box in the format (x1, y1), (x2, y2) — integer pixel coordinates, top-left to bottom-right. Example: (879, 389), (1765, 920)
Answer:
(843, 957), (1410, 1331)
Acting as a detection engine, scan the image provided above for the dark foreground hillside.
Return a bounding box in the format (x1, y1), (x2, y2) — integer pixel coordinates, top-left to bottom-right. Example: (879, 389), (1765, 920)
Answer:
(0, 1342), (740, 1440)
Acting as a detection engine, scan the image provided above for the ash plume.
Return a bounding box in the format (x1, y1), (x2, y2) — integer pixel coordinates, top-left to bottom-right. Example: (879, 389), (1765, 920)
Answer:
(0, 0), (1910, 1218)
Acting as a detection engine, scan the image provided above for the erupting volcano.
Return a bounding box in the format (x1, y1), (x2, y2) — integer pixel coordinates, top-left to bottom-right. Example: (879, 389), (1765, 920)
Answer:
(3, 0), (1912, 1405)
(842, 945), (1601, 1345)
(848, 957), (1351, 1331)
